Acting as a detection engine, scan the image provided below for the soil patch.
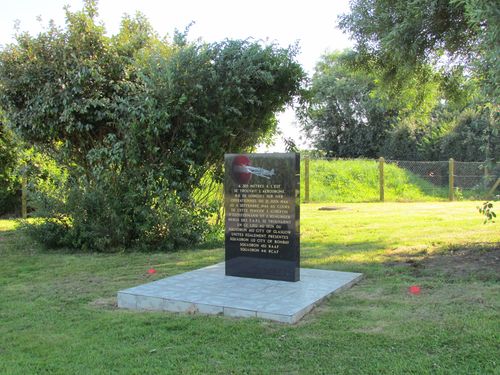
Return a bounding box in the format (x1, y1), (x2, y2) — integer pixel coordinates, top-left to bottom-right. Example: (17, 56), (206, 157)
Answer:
(422, 244), (500, 281)
(318, 206), (347, 211)
(385, 243), (500, 281)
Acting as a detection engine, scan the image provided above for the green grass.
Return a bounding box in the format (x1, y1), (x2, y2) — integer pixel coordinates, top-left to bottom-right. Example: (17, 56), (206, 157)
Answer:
(1, 202), (499, 374)
(300, 159), (451, 202)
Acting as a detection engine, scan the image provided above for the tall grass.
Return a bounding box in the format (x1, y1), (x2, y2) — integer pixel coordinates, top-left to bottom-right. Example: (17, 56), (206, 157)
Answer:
(301, 159), (448, 202)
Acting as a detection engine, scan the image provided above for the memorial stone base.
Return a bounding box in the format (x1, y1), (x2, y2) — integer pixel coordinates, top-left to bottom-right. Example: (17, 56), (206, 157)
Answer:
(117, 262), (362, 324)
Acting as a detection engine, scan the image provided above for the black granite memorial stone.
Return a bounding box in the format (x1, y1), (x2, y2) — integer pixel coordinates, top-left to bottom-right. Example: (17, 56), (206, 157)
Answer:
(224, 153), (300, 282)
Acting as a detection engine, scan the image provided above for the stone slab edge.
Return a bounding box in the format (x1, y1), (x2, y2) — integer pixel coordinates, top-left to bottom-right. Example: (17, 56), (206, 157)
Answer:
(117, 272), (364, 324)
(291, 273), (364, 323)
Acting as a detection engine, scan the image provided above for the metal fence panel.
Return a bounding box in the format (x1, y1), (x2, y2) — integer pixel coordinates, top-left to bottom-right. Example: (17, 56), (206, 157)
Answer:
(303, 157), (499, 202)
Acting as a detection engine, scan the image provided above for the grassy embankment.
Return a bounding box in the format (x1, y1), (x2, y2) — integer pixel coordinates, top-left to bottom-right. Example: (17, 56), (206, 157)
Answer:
(300, 158), (465, 202)
(1, 201), (499, 374)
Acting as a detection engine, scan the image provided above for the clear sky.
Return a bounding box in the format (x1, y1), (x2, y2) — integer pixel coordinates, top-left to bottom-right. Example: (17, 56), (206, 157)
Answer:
(0, 0), (353, 151)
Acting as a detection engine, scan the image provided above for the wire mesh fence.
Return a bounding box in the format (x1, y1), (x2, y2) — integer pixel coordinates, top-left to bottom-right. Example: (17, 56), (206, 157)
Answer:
(302, 157), (499, 203)
(386, 160), (448, 185)
(454, 161), (488, 189)
(10, 156), (500, 218)
(386, 159), (496, 199)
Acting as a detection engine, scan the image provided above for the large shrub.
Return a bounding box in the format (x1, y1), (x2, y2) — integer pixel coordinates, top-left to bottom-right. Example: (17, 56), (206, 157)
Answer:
(0, 2), (304, 251)
(0, 121), (20, 215)
(440, 108), (499, 162)
(381, 115), (451, 161)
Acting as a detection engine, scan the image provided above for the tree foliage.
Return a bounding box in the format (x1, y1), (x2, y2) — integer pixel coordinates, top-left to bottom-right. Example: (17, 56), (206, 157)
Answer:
(439, 108), (500, 162)
(331, 0), (499, 164)
(302, 50), (497, 162)
(0, 1), (304, 250)
(339, 0), (499, 102)
(301, 51), (398, 157)
(0, 116), (20, 214)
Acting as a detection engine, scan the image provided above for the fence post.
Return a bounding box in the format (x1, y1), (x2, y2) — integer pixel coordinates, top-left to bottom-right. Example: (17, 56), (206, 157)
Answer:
(304, 156), (310, 203)
(449, 158), (455, 201)
(379, 157), (385, 202)
(484, 163), (489, 189)
(487, 178), (500, 198)
(21, 174), (27, 219)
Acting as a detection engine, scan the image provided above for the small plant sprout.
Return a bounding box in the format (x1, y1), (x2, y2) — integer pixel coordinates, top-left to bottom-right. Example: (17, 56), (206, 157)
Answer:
(478, 202), (496, 224)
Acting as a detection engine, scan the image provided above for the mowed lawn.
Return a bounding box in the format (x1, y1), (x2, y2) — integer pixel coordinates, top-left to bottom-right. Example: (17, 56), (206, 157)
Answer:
(0, 202), (499, 374)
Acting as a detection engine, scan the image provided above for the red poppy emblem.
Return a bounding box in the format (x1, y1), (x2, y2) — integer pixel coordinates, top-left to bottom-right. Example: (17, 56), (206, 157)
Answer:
(232, 155), (252, 184)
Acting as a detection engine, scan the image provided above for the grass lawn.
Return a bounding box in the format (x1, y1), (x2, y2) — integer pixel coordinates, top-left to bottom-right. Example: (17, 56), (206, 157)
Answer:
(0, 202), (499, 374)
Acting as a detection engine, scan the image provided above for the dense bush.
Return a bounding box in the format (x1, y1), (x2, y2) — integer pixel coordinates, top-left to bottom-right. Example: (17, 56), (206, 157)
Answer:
(0, 2), (304, 251)
(380, 122), (421, 161)
(382, 107), (499, 162)
(381, 115), (449, 161)
(440, 108), (499, 162)
(0, 122), (20, 215)
(25, 181), (212, 252)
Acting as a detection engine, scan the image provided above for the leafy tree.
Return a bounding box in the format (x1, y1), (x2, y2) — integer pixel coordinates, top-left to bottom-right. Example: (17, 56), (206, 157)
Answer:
(440, 108), (500, 162)
(123, 38), (304, 195)
(338, 0), (498, 165)
(302, 50), (495, 162)
(301, 51), (398, 157)
(0, 116), (20, 214)
(0, 1), (304, 251)
(338, 0), (499, 103)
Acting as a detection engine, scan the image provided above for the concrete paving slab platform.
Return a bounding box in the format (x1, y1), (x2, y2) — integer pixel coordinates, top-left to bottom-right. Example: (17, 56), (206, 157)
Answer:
(117, 262), (362, 323)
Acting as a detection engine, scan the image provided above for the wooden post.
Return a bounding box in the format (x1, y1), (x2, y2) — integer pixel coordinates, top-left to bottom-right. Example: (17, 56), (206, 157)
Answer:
(22, 175), (27, 219)
(449, 158), (455, 201)
(379, 157), (385, 202)
(484, 163), (489, 190)
(487, 178), (500, 198)
(304, 156), (310, 203)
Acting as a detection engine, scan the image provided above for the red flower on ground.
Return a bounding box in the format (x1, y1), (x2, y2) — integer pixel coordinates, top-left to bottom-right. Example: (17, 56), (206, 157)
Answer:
(147, 268), (157, 275)
(408, 285), (421, 295)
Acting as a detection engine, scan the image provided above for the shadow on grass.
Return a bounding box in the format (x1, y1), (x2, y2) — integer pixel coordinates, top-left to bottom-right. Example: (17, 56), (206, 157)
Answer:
(302, 239), (388, 254)
(0, 228), (17, 244)
(410, 242), (500, 282)
(3, 216), (499, 286)
(301, 239), (389, 266)
(300, 238), (500, 283)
